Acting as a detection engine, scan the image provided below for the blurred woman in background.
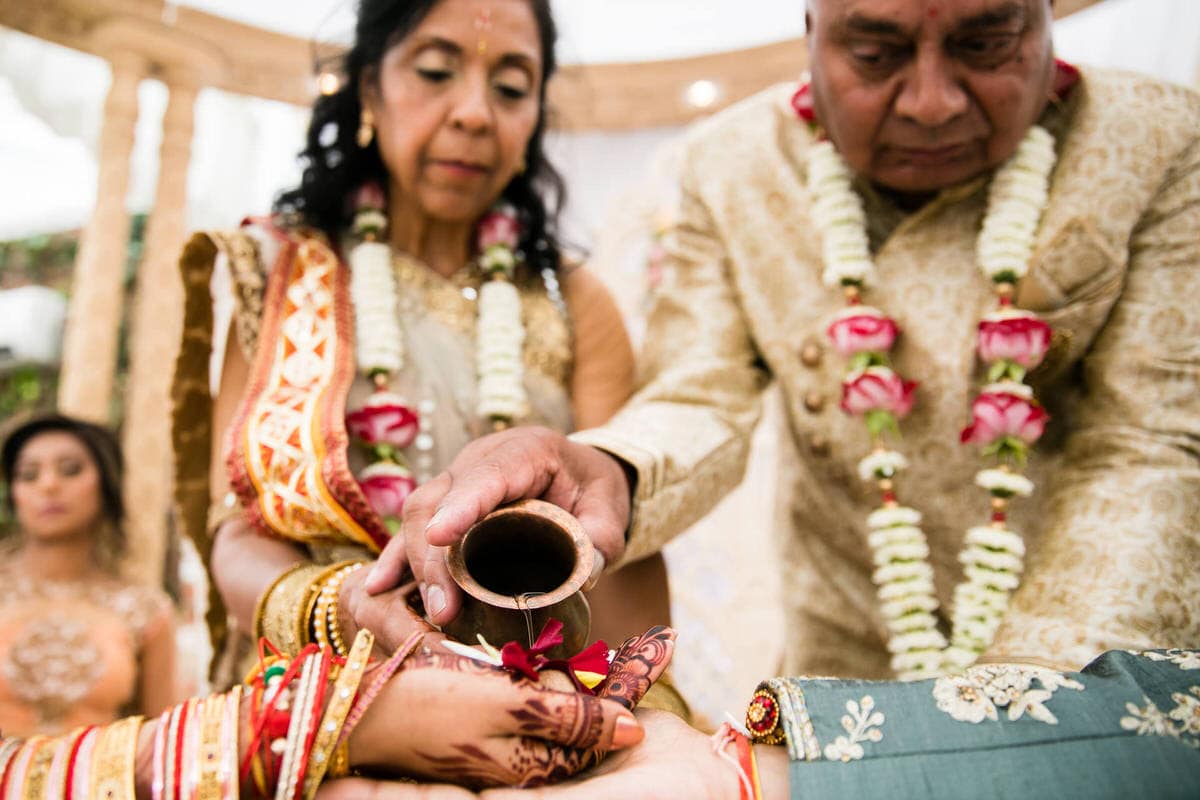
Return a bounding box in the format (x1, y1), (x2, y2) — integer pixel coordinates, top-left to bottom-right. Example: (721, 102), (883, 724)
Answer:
(0, 413), (177, 736)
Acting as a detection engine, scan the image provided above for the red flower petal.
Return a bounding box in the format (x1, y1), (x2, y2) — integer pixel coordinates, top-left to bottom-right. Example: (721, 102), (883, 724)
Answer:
(500, 641), (543, 681)
(530, 618), (565, 655)
(567, 640), (611, 677)
(791, 82), (815, 123)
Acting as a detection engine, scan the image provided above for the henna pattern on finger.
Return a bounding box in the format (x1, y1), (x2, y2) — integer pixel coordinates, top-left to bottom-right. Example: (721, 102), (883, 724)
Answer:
(415, 738), (586, 790)
(596, 626), (676, 710)
(507, 695), (604, 750)
(399, 649), (501, 676)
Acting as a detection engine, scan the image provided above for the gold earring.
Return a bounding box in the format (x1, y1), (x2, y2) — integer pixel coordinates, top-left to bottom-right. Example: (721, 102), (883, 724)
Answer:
(357, 108), (375, 148)
(516, 156), (527, 174)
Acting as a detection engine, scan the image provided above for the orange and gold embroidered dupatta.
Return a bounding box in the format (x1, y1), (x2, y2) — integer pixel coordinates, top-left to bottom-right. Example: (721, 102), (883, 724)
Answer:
(225, 230), (389, 553)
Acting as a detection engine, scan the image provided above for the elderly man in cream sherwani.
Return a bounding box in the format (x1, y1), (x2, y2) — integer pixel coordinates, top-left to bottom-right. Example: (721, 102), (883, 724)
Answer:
(346, 0), (1200, 797)
(367, 0), (1198, 683)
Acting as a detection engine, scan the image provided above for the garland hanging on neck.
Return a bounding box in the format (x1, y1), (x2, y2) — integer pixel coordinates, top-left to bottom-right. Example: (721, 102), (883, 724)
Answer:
(807, 121), (1057, 680)
(475, 204), (528, 428)
(346, 183), (418, 534)
(342, 188), (530, 528)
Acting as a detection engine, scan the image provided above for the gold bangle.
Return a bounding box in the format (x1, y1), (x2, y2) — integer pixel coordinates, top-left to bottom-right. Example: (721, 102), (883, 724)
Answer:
(90, 716), (143, 800)
(256, 563), (325, 656)
(0, 738), (24, 784)
(301, 629), (375, 799)
(196, 686), (241, 800)
(327, 740), (350, 780)
(20, 736), (55, 800)
(206, 490), (244, 536)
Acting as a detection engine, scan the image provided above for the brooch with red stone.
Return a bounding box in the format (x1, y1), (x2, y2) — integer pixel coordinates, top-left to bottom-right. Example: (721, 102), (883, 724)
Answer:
(746, 688), (785, 745)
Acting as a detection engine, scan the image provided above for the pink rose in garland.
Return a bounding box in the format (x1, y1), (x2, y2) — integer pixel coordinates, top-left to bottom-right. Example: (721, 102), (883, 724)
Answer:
(961, 389), (1050, 464)
(346, 391), (419, 452)
(354, 182), (386, 212)
(841, 366), (917, 416)
(478, 205), (521, 250)
(827, 306), (899, 360)
(978, 309), (1052, 381)
(358, 461), (417, 528)
(841, 366), (917, 437)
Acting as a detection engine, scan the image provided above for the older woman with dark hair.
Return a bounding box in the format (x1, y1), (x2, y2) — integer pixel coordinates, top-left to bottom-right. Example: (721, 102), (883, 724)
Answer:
(0, 413), (178, 736)
(171, 0), (677, 708)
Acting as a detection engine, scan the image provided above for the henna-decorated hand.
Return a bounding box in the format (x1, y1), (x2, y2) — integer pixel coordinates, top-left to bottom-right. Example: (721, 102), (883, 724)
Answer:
(346, 627), (676, 790)
(317, 778), (478, 799)
(480, 709), (791, 800)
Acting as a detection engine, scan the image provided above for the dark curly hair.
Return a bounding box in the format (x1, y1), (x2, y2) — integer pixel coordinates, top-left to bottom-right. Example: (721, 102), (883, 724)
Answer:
(275, 0), (565, 274)
(1, 413), (127, 563)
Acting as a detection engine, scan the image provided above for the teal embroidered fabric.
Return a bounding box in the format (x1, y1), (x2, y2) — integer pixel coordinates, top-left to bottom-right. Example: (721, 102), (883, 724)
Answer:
(764, 650), (1200, 798)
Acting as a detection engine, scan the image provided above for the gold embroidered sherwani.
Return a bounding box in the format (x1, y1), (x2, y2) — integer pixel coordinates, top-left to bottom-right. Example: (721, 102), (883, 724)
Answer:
(573, 67), (1200, 679)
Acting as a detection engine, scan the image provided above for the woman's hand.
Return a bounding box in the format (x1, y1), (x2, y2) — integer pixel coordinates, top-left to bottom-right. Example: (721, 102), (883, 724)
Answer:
(364, 426), (633, 627)
(317, 778), (478, 799)
(481, 709), (790, 800)
(348, 627), (675, 789)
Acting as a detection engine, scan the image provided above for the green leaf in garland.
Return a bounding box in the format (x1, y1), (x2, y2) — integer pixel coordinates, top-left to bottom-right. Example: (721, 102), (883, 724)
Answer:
(865, 409), (899, 439)
(982, 436), (1028, 467)
(371, 442), (400, 462)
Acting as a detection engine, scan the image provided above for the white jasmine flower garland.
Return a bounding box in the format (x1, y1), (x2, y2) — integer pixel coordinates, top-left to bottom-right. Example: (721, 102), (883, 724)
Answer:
(475, 204), (528, 426)
(349, 240), (404, 374)
(476, 279), (527, 421)
(343, 192), (532, 534)
(807, 125), (1058, 679)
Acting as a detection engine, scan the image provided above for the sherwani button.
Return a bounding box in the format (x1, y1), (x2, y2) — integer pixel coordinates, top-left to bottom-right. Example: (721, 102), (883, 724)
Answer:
(803, 391), (825, 413)
(809, 435), (830, 456)
(800, 340), (823, 367)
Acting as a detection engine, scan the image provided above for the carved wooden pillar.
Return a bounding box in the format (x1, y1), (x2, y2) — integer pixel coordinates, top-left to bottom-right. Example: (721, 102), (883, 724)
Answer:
(57, 52), (144, 423)
(120, 78), (198, 585)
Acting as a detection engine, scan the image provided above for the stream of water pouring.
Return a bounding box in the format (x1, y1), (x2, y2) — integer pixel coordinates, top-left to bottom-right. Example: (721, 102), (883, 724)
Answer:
(514, 592), (545, 647)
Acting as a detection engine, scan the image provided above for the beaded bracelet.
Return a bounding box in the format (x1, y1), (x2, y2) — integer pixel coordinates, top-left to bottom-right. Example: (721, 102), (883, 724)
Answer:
(310, 562), (367, 657)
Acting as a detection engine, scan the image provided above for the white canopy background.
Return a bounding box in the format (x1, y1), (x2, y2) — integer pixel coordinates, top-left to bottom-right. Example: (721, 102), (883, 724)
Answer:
(2, 0), (1198, 245)
(2, 0), (1198, 719)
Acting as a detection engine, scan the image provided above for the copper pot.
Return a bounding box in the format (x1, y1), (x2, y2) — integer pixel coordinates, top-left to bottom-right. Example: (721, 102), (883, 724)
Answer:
(442, 499), (593, 659)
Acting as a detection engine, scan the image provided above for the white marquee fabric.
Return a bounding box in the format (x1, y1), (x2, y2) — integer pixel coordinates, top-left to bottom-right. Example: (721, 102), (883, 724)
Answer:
(1, 0), (1197, 718)
(1, 0), (1197, 245)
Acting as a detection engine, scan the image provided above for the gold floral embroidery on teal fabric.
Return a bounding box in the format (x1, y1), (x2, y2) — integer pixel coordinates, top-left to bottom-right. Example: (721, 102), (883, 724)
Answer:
(1130, 649), (1200, 670)
(823, 695), (884, 762)
(1121, 687), (1200, 749)
(934, 664), (1084, 725)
